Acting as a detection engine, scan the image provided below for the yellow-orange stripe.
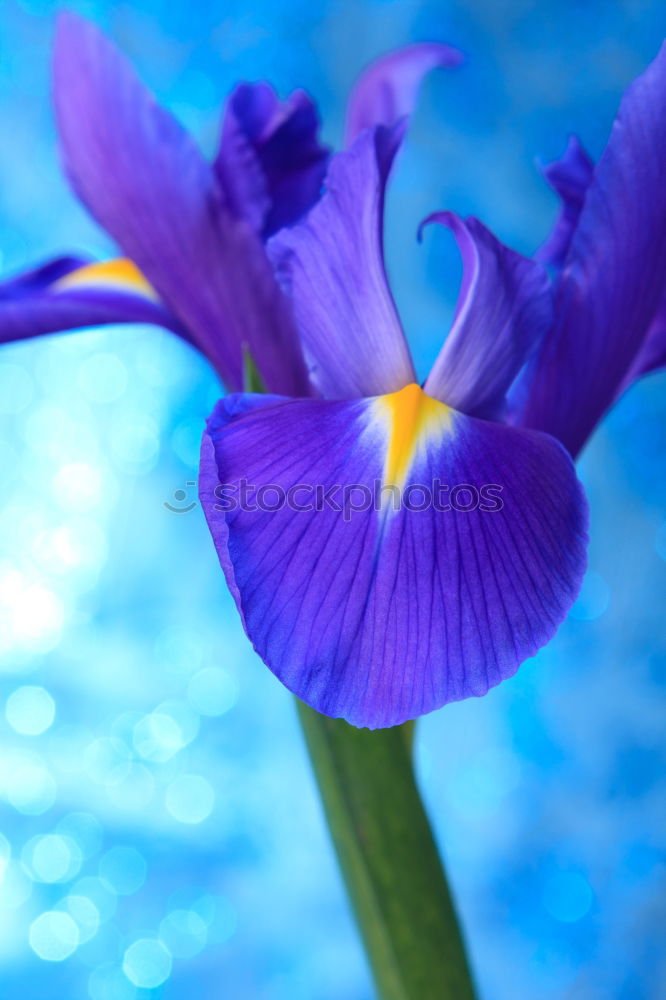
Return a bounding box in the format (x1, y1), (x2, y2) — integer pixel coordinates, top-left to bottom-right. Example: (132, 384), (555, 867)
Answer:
(53, 258), (158, 301)
(377, 383), (453, 490)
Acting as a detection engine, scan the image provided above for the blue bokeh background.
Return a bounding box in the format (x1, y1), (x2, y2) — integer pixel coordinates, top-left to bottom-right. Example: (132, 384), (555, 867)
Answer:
(0, 1), (665, 998)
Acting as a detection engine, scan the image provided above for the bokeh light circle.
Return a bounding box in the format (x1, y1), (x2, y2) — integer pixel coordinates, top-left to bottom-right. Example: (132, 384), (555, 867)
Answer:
(78, 353), (128, 404)
(122, 938), (172, 988)
(110, 416), (159, 472)
(5, 685), (56, 735)
(6, 763), (57, 815)
(165, 775), (215, 824)
(22, 833), (83, 883)
(187, 667), (239, 717)
(29, 910), (80, 961)
(89, 961), (138, 1000)
(159, 908), (208, 958)
(154, 627), (204, 675)
(72, 876), (118, 923)
(56, 894), (101, 944)
(52, 462), (105, 513)
(132, 712), (185, 763)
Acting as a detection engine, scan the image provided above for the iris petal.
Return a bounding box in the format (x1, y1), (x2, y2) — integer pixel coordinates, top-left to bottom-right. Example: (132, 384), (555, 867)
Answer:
(200, 386), (588, 729)
(517, 42), (666, 457)
(269, 125), (416, 398)
(0, 256), (183, 347)
(616, 297), (666, 396)
(53, 13), (308, 395)
(423, 213), (552, 419)
(52, 258), (157, 301)
(345, 42), (463, 144)
(216, 82), (330, 238)
(535, 136), (594, 269)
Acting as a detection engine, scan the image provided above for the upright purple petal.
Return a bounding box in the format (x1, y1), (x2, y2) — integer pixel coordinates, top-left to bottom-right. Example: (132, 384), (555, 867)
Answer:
(535, 136), (594, 269)
(518, 43), (666, 457)
(268, 125), (415, 398)
(0, 256), (184, 347)
(616, 295), (666, 396)
(216, 82), (330, 238)
(345, 42), (463, 145)
(53, 14), (309, 396)
(200, 385), (587, 728)
(215, 84), (272, 236)
(423, 213), (552, 419)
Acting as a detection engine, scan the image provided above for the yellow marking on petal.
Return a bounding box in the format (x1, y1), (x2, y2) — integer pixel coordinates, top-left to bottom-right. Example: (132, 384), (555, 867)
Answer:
(378, 383), (453, 490)
(53, 258), (159, 301)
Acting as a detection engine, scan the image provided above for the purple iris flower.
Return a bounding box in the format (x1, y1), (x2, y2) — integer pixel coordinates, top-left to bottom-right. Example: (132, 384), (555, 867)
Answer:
(0, 17), (457, 397)
(1, 17), (664, 728)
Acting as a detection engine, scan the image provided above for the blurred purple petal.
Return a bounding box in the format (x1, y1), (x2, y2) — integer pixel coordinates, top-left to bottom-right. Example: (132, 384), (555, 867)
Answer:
(631, 300), (666, 377)
(53, 13), (309, 395)
(536, 135), (594, 268)
(200, 385), (587, 728)
(216, 83), (330, 238)
(268, 125), (415, 398)
(616, 295), (666, 396)
(423, 212), (552, 419)
(0, 256), (183, 346)
(518, 42), (666, 456)
(345, 42), (462, 145)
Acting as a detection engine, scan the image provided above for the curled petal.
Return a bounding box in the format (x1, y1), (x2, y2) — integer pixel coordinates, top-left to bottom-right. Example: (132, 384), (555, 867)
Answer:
(216, 82), (330, 238)
(423, 213), (552, 419)
(53, 13), (308, 395)
(269, 126), (415, 398)
(345, 42), (463, 145)
(200, 384), (588, 729)
(518, 42), (666, 456)
(0, 256), (183, 346)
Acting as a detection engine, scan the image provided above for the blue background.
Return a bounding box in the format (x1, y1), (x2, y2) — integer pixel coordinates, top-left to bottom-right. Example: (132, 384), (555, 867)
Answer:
(0, 1), (665, 998)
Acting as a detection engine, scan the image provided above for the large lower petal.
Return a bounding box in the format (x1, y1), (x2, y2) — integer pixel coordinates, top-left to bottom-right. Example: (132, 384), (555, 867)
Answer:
(200, 384), (587, 729)
(423, 213), (552, 419)
(53, 14), (309, 396)
(518, 43), (666, 457)
(216, 83), (330, 238)
(269, 126), (415, 398)
(0, 256), (183, 346)
(345, 42), (462, 144)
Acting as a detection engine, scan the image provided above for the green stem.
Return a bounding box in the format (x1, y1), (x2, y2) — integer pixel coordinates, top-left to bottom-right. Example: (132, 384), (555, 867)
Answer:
(297, 701), (477, 1000)
(246, 361), (474, 996)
